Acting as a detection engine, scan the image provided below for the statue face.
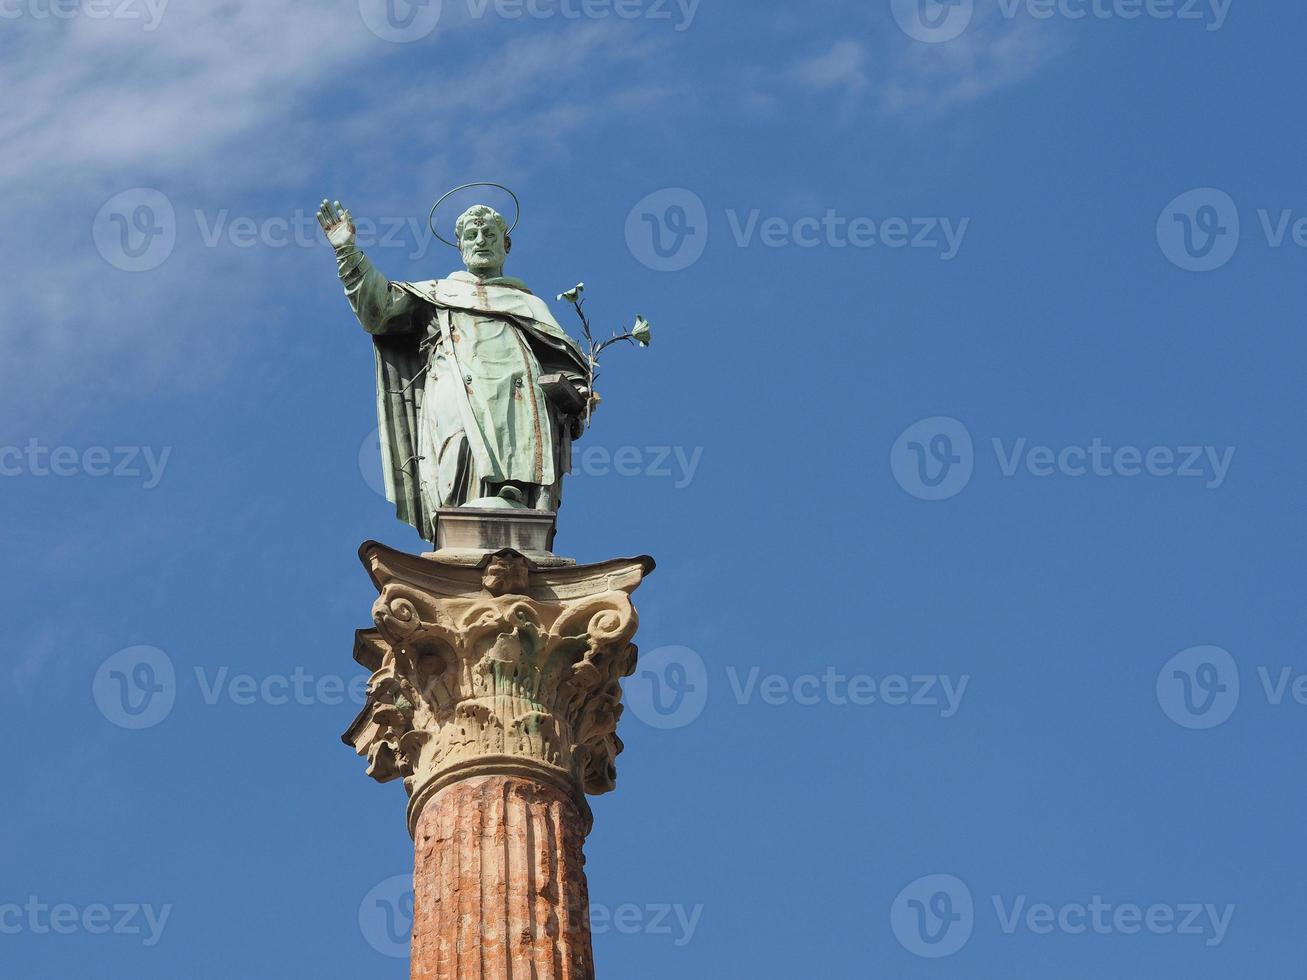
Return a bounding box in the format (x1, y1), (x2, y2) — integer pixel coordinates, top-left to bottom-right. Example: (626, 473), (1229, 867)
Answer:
(458, 211), (509, 278)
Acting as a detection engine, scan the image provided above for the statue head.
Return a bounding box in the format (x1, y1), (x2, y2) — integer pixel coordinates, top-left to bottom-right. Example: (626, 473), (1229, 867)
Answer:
(455, 204), (511, 279)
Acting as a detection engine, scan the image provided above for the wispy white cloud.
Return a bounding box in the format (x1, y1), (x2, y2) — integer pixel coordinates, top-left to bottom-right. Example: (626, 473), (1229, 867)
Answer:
(0, 2), (369, 189)
(11, 626), (70, 694)
(880, 11), (1064, 116)
(791, 39), (869, 95)
(783, 7), (1064, 118)
(0, 3), (675, 436)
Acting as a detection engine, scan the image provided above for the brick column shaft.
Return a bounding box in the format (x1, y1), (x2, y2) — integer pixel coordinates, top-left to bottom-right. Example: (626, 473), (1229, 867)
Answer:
(411, 775), (595, 980)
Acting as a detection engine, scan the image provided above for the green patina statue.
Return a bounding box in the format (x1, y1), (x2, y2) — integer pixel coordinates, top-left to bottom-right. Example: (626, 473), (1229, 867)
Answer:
(318, 198), (594, 541)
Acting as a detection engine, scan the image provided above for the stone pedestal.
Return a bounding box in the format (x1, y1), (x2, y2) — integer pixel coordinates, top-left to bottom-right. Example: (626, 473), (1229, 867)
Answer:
(343, 540), (654, 979)
(433, 508), (562, 564)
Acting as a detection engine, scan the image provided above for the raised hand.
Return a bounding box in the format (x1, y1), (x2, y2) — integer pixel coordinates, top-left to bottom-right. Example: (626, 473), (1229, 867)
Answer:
(316, 199), (356, 250)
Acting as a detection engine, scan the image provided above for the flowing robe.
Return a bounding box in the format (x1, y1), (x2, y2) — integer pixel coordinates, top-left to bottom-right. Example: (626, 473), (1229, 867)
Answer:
(336, 244), (588, 538)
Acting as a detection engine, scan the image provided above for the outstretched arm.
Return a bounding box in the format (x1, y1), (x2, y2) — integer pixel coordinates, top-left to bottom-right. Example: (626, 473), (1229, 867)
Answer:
(317, 200), (418, 337)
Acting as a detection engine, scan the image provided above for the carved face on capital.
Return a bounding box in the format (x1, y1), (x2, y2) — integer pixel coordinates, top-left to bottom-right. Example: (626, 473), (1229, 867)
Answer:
(456, 205), (511, 279)
(481, 551), (531, 597)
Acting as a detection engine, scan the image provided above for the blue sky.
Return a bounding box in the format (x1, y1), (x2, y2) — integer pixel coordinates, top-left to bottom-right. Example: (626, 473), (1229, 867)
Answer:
(3, 0), (1305, 976)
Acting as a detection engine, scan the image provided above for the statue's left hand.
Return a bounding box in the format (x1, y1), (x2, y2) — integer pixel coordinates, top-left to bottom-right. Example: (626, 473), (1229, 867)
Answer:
(316, 199), (356, 250)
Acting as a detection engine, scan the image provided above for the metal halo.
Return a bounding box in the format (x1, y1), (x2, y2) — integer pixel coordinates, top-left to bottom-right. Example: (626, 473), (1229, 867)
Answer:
(428, 182), (521, 248)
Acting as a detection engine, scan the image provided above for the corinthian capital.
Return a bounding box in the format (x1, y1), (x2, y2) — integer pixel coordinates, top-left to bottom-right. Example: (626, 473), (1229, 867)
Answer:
(342, 542), (654, 836)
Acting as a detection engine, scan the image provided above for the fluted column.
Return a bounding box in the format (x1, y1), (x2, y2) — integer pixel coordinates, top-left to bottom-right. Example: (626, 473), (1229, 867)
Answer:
(412, 775), (593, 979)
(343, 541), (653, 979)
